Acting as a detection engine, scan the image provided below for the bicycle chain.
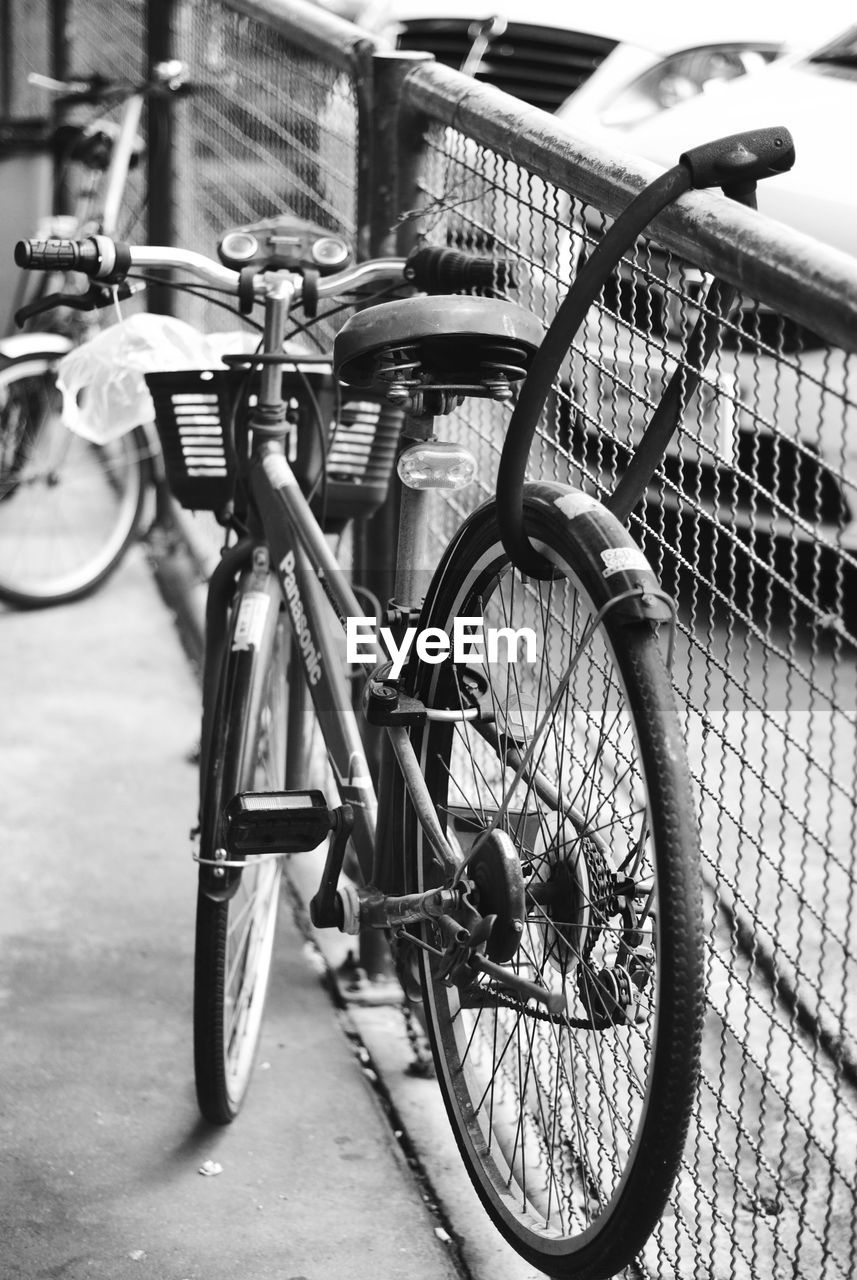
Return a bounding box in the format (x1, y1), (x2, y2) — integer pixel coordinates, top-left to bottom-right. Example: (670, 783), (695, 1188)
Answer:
(461, 981), (599, 1029)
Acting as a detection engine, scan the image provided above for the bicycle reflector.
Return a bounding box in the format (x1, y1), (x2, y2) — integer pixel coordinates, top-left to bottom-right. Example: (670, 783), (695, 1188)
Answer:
(397, 441), (476, 490)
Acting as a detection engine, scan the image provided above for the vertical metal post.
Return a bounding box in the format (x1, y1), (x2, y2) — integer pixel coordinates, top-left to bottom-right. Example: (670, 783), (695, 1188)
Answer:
(145, 0), (176, 314)
(353, 50), (433, 656)
(51, 0), (72, 213)
(350, 51), (432, 983)
(1, 0), (12, 117)
(50, 0), (70, 86)
(353, 47), (433, 680)
(360, 51), (432, 260)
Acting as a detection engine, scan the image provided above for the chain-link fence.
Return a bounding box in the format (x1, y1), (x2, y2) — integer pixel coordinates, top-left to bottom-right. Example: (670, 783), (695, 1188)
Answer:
(171, 0), (362, 347)
(403, 98), (856, 1280)
(1, 0), (52, 119)
(404, 64), (857, 1280)
(27, 1), (857, 1276)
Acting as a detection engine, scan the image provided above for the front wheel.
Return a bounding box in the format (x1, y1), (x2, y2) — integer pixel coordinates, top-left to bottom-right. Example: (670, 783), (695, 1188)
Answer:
(0, 353), (147, 607)
(406, 487), (704, 1279)
(194, 576), (292, 1124)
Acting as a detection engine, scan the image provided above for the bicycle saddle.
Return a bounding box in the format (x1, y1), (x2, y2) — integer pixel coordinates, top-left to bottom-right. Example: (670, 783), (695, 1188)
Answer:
(333, 295), (544, 416)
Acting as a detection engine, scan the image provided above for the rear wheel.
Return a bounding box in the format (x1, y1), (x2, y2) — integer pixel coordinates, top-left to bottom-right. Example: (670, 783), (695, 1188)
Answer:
(194, 579), (293, 1123)
(0, 353), (147, 606)
(407, 489), (704, 1279)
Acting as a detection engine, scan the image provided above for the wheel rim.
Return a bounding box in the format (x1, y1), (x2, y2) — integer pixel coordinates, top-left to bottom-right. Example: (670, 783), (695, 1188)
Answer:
(222, 858), (282, 1106)
(0, 360), (144, 599)
(220, 620), (288, 1107)
(417, 541), (671, 1258)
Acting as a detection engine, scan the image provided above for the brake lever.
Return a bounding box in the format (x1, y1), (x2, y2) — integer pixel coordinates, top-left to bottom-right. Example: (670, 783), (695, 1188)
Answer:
(15, 280), (144, 328)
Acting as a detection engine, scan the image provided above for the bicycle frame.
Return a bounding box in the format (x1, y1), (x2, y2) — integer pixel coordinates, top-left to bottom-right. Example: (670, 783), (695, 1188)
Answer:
(97, 92), (145, 237)
(204, 467), (565, 1020)
(191, 261), (574, 1019)
(204, 437), (459, 899)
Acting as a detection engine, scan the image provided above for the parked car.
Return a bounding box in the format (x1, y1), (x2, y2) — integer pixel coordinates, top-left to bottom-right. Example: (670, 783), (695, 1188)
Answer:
(599, 23), (857, 256)
(564, 25), (857, 601)
(343, 1), (851, 120)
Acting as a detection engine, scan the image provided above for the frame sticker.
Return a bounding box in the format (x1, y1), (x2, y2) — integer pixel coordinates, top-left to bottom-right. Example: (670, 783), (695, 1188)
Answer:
(232, 591), (271, 651)
(601, 547), (652, 578)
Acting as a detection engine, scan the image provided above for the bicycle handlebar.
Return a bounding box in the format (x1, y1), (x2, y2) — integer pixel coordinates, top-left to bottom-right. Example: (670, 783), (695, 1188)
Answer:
(13, 235), (510, 304)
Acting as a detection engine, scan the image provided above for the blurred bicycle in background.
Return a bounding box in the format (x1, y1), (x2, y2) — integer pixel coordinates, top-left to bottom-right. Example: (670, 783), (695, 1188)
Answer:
(0, 62), (187, 608)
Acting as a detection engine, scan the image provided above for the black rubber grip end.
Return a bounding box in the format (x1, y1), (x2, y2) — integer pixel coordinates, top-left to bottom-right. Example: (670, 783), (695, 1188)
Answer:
(405, 246), (515, 295)
(12, 236), (102, 273)
(680, 126), (795, 191)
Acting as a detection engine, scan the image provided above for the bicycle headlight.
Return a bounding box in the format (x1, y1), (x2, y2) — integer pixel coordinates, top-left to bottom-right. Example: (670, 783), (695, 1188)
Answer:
(600, 46), (774, 130)
(397, 441), (477, 490)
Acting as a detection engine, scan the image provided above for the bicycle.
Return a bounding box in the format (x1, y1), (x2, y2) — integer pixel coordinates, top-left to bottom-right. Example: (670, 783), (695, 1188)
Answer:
(14, 124), (793, 1280)
(0, 61), (188, 608)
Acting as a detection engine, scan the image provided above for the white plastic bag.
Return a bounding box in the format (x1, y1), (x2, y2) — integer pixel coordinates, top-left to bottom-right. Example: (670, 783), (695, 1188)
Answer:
(56, 315), (250, 444)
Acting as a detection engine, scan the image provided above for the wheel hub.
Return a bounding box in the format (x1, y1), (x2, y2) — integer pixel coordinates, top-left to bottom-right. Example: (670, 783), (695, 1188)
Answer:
(465, 828), (526, 963)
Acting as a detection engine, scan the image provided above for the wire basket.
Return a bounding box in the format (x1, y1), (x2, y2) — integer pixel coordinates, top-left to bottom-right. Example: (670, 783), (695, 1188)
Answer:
(145, 365), (402, 523)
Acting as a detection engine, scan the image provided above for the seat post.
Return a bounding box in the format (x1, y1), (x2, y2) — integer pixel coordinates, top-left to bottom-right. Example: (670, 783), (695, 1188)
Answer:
(392, 414), (436, 615)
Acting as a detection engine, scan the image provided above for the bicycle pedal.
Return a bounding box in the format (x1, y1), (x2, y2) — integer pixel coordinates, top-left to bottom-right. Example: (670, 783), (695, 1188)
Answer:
(224, 790), (334, 856)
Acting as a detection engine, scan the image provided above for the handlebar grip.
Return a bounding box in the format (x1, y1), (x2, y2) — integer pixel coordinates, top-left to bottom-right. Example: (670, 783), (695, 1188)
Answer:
(680, 126), (795, 192)
(14, 235), (131, 281)
(15, 238), (100, 272)
(405, 246), (515, 296)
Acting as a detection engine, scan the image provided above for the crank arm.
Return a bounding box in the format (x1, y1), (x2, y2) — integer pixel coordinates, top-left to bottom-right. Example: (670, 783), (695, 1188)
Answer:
(359, 885), (462, 931)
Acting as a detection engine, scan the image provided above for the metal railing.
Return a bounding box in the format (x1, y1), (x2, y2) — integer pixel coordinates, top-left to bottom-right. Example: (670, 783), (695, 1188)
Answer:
(410, 110), (857, 1280)
(46, 2), (857, 1276)
(389, 65), (857, 1280)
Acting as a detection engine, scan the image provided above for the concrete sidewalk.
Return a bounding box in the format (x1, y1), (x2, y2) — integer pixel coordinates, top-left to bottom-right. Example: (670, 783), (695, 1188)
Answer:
(0, 547), (461, 1280)
(0, 541), (538, 1280)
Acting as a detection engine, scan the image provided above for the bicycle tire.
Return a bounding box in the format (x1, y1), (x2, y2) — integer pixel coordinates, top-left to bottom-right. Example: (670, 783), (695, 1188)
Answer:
(194, 576), (293, 1124)
(405, 485), (704, 1280)
(0, 352), (147, 607)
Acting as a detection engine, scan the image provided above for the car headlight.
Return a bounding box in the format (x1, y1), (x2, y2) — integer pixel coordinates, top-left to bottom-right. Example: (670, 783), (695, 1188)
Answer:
(600, 46), (775, 129)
